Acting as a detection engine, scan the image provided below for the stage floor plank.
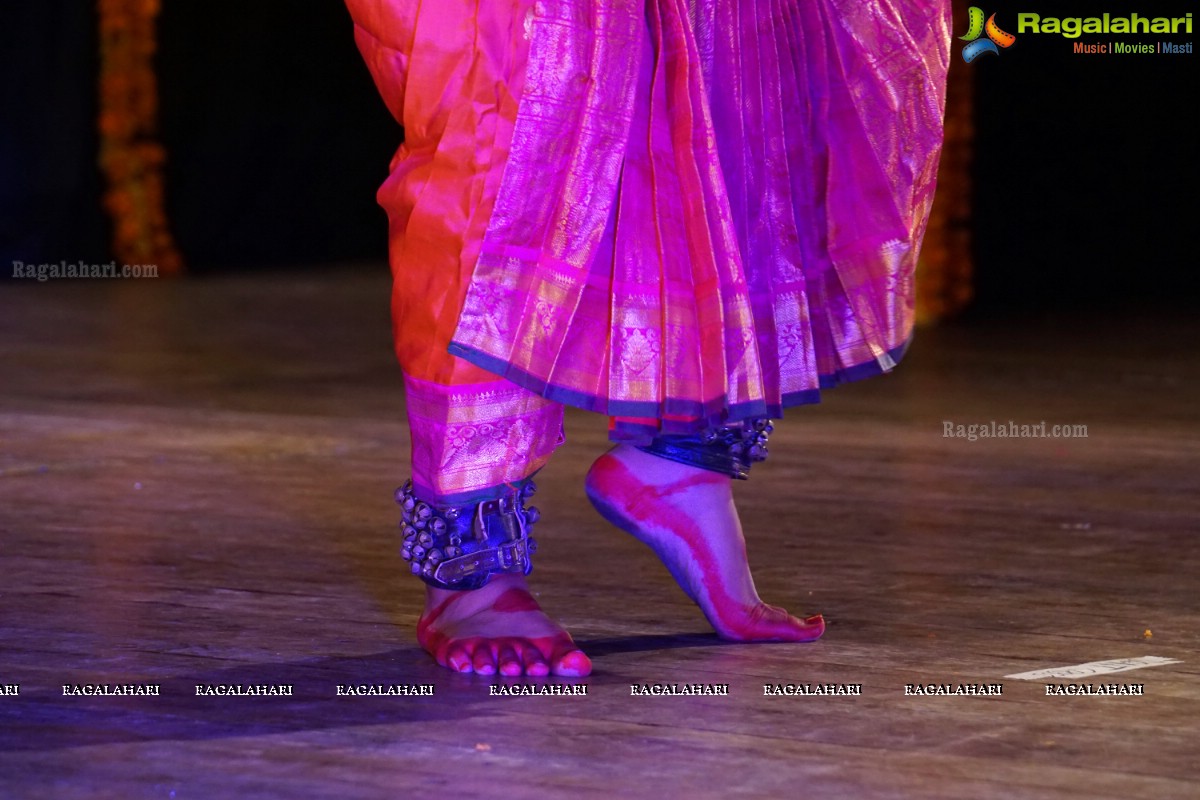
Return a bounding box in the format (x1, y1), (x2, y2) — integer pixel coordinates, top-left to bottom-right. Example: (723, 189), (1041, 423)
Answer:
(1, 269), (1197, 799)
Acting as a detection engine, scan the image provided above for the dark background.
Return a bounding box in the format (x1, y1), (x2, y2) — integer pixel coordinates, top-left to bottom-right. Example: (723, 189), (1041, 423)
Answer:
(972, 0), (1198, 314)
(2, 1), (1197, 314)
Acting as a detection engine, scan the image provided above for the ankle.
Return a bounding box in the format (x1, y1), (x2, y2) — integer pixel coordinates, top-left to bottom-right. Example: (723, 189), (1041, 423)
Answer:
(422, 574), (527, 619)
(588, 445), (730, 501)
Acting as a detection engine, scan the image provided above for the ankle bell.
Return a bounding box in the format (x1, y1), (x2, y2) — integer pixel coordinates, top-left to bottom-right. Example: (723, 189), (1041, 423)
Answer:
(395, 480), (539, 590)
(638, 418), (773, 479)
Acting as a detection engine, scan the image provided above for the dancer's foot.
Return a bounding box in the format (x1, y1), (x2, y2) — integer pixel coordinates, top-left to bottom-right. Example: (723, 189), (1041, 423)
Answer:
(416, 574), (592, 677)
(585, 444), (824, 642)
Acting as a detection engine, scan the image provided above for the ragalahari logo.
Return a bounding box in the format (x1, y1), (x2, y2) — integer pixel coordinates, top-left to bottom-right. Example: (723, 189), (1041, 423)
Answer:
(961, 8), (1017, 62)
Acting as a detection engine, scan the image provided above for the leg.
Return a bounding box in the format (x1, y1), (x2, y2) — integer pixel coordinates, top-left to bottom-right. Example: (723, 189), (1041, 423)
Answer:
(402, 374), (591, 677)
(585, 432), (824, 642)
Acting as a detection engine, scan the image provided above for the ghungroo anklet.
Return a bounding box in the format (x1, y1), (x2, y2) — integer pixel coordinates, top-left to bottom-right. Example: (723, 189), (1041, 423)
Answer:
(395, 480), (540, 591)
(637, 418), (773, 479)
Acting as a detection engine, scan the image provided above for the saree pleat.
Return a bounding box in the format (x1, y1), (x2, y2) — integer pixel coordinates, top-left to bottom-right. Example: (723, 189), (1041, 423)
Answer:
(350, 0), (951, 443)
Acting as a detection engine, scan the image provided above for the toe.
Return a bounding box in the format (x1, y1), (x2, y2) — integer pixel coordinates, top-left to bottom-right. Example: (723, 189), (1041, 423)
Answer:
(497, 644), (523, 677)
(551, 648), (592, 678)
(519, 644), (550, 677)
(790, 613), (825, 641)
(715, 603), (825, 642)
(472, 643), (499, 675)
(757, 606), (825, 642)
(446, 643), (475, 673)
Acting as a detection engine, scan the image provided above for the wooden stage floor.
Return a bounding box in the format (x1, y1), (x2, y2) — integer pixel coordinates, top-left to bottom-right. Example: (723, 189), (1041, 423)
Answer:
(1, 269), (1196, 799)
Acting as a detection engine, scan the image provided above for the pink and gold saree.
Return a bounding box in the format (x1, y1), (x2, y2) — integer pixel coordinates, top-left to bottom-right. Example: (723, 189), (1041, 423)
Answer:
(348, 0), (950, 451)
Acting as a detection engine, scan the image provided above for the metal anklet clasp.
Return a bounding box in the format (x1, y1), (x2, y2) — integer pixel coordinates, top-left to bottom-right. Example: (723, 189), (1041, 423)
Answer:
(395, 480), (540, 590)
(638, 418), (773, 479)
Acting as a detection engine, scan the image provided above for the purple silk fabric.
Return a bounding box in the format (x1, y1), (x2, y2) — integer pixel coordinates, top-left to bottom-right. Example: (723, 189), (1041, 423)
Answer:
(404, 374), (565, 503)
(445, 0), (951, 441)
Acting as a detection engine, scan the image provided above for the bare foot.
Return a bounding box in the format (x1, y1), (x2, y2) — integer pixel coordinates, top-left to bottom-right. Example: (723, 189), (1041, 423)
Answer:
(416, 574), (592, 677)
(585, 444), (824, 642)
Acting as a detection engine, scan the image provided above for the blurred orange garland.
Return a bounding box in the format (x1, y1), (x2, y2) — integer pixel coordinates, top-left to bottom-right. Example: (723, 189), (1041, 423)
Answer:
(916, 4), (975, 324)
(97, 0), (183, 275)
